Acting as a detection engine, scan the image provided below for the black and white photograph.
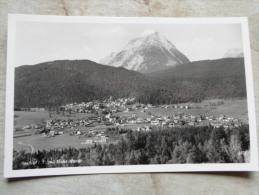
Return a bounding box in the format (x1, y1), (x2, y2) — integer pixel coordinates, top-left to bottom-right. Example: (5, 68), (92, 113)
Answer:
(4, 15), (258, 178)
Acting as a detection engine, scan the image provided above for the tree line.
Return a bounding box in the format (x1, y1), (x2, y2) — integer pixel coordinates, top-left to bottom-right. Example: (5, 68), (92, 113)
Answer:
(13, 124), (250, 169)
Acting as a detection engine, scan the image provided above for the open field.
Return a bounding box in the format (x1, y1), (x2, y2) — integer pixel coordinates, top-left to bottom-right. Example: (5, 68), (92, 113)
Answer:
(147, 99), (248, 122)
(13, 124), (139, 153)
(14, 134), (92, 152)
(114, 99), (248, 122)
(13, 133), (120, 153)
(14, 111), (49, 128)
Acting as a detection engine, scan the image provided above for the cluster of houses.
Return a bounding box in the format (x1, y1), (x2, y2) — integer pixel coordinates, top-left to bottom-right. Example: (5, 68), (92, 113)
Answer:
(19, 98), (245, 138)
(81, 134), (108, 144)
(62, 98), (198, 118)
(75, 129), (109, 144)
(147, 113), (244, 130)
(20, 110), (243, 142)
(172, 104), (190, 109)
(41, 116), (102, 136)
(62, 97), (137, 114)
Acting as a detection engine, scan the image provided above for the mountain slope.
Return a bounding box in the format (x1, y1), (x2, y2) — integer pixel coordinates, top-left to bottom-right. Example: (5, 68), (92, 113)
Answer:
(15, 60), (176, 107)
(148, 57), (247, 99)
(100, 30), (190, 73)
(15, 58), (247, 108)
(147, 58), (245, 79)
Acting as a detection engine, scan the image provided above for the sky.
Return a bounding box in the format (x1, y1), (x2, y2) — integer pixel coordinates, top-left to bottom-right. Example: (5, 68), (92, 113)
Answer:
(15, 21), (243, 67)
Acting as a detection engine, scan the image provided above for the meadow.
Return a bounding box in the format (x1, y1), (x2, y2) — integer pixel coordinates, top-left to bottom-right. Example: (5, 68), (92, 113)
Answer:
(148, 99), (248, 122)
(115, 99), (248, 122)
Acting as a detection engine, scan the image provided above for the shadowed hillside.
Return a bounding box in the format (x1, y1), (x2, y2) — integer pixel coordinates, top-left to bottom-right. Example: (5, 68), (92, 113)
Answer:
(15, 60), (175, 107)
(147, 58), (247, 100)
(15, 58), (247, 108)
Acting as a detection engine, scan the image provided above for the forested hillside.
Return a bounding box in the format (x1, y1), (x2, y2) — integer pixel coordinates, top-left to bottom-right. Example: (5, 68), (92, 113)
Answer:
(15, 60), (166, 107)
(148, 58), (247, 100)
(15, 58), (247, 108)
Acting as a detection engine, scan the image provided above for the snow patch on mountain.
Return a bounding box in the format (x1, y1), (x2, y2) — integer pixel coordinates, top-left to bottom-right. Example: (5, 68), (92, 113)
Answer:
(127, 54), (144, 71)
(100, 52), (115, 65)
(100, 30), (190, 73)
(141, 29), (157, 36)
(224, 48), (244, 58)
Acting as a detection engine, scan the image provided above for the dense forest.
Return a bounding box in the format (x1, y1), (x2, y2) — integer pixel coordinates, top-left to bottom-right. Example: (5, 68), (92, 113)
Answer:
(14, 58), (246, 108)
(147, 58), (247, 101)
(13, 124), (250, 169)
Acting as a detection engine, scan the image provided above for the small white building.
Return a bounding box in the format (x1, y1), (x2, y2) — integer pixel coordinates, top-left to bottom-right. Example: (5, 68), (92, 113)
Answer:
(150, 120), (159, 126)
(86, 140), (93, 144)
(49, 130), (55, 137)
(76, 130), (82, 135)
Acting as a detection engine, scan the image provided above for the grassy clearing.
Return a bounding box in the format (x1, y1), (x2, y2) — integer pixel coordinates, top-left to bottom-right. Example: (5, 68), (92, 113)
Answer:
(13, 133), (120, 152)
(14, 111), (49, 128)
(147, 99), (248, 121)
(14, 134), (92, 152)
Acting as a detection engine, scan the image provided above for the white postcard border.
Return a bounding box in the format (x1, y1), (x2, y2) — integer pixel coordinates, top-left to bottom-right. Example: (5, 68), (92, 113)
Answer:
(4, 15), (258, 178)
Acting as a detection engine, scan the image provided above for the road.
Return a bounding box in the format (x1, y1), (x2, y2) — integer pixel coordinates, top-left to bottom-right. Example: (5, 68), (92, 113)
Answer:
(14, 135), (45, 154)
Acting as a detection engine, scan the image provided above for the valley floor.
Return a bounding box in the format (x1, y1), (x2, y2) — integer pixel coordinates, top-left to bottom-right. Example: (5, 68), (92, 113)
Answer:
(13, 99), (248, 153)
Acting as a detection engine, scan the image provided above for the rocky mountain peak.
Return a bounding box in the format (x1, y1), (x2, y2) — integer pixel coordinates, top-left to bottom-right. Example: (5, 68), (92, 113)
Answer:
(100, 30), (190, 73)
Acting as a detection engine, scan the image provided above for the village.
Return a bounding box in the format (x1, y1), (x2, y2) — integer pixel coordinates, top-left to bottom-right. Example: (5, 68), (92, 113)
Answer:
(15, 97), (247, 147)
